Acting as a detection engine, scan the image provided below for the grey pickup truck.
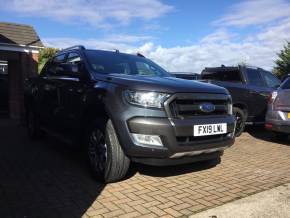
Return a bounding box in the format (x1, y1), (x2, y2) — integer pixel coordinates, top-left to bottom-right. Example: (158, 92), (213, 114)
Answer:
(25, 45), (236, 182)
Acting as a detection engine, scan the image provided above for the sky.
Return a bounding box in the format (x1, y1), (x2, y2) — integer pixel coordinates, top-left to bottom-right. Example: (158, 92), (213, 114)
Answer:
(1, 0), (290, 73)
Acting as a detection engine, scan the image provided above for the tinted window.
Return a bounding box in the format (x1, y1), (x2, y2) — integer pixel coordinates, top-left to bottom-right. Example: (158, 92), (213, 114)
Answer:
(53, 54), (66, 63)
(67, 52), (81, 64)
(136, 62), (164, 76)
(202, 70), (242, 82)
(85, 50), (171, 77)
(281, 78), (290, 89)
(261, 71), (280, 88)
(245, 69), (264, 86)
(46, 54), (66, 76)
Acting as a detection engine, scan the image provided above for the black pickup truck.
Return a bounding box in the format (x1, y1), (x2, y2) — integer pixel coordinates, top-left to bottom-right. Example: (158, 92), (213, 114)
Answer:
(200, 65), (281, 136)
(24, 45), (235, 182)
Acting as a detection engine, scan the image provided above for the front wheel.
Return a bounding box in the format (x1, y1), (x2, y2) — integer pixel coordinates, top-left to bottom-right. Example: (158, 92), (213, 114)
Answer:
(87, 119), (130, 183)
(233, 107), (246, 137)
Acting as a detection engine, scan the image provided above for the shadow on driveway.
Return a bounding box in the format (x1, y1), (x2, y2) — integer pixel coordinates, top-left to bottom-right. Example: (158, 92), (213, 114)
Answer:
(131, 158), (221, 178)
(0, 119), (223, 217)
(246, 126), (290, 146)
(0, 119), (105, 218)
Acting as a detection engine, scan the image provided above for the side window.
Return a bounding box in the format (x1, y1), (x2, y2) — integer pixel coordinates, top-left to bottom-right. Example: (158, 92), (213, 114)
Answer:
(201, 71), (219, 80)
(46, 54), (66, 76)
(67, 52), (81, 64)
(218, 70), (242, 82)
(261, 71), (280, 88)
(245, 69), (265, 87)
(54, 54), (66, 63)
(281, 78), (290, 90)
(201, 70), (242, 82)
(113, 63), (131, 75)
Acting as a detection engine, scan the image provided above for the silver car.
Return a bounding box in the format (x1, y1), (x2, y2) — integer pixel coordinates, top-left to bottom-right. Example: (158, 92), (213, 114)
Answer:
(266, 77), (290, 139)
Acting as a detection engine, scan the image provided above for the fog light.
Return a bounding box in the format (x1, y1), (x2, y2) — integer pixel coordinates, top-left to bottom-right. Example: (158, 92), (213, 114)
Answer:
(132, 133), (163, 146)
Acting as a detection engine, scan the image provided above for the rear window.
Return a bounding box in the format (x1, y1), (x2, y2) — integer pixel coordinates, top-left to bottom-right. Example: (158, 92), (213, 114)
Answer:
(260, 70), (280, 88)
(202, 70), (242, 82)
(245, 69), (265, 87)
(281, 78), (290, 89)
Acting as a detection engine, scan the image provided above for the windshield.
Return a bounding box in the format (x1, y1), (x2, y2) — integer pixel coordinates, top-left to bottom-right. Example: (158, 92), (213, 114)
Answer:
(85, 50), (172, 78)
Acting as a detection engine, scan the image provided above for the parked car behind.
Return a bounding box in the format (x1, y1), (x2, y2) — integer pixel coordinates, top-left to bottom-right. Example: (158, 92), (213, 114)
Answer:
(24, 45), (236, 183)
(200, 65), (281, 136)
(266, 77), (290, 139)
(172, 72), (200, 80)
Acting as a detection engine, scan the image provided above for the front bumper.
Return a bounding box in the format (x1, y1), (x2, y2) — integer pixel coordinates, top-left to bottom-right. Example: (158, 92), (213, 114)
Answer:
(123, 115), (235, 165)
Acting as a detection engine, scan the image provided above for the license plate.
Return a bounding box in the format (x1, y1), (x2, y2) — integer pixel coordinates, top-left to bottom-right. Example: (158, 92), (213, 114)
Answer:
(194, 123), (227, 136)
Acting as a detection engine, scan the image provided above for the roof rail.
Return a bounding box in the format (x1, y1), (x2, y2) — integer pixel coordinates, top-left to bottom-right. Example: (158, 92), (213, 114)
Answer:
(59, 45), (86, 53)
(137, 52), (145, 58)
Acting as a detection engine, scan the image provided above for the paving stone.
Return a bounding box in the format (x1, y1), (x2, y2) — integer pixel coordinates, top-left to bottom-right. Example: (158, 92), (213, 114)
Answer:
(1, 121), (290, 217)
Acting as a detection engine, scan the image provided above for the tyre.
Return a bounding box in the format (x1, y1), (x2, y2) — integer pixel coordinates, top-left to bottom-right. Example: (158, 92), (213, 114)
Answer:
(273, 132), (289, 140)
(27, 109), (43, 140)
(87, 119), (130, 183)
(233, 107), (246, 137)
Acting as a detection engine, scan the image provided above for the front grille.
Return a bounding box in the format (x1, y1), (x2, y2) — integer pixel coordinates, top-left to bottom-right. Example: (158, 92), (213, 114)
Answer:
(169, 97), (229, 119)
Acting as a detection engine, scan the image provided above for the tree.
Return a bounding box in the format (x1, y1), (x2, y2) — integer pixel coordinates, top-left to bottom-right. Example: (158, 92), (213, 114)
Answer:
(38, 47), (59, 73)
(273, 42), (290, 79)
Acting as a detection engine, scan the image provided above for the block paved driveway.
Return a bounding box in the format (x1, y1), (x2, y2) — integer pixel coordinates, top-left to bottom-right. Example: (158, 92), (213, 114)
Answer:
(0, 119), (290, 218)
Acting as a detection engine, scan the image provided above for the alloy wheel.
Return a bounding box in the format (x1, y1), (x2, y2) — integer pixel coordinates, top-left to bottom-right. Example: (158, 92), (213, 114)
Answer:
(234, 111), (244, 135)
(88, 129), (108, 175)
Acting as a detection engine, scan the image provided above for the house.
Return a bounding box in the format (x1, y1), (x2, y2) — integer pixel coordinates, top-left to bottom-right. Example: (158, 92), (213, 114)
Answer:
(0, 22), (44, 120)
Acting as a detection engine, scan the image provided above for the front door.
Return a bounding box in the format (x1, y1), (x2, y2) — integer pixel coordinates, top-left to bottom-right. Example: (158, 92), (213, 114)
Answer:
(55, 52), (87, 139)
(37, 54), (67, 129)
(0, 62), (8, 114)
(244, 68), (271, 122)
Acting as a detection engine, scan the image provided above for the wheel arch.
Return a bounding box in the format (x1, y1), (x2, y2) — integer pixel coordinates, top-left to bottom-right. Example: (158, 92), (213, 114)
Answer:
(233, 102), (248, 117)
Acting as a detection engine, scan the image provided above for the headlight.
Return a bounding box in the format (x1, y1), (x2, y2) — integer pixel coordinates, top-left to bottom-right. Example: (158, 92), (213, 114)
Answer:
(228, 103), (233, 115)
(228, 96), (233, 115)
(124, 90), (170, 108)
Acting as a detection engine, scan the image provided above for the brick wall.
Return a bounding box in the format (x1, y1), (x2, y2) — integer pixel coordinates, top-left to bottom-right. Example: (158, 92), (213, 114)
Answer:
(8, 52), (39, 120)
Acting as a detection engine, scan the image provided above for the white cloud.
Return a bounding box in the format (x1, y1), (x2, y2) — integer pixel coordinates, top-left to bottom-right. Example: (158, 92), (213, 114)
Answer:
(40, 0), (290, 74)
(213, 0), (290, 27)
(43, 19), (290, 74)
(200, 29), (237, 44)
(2, 0), (173, 28)
(105, 34), (153, 43)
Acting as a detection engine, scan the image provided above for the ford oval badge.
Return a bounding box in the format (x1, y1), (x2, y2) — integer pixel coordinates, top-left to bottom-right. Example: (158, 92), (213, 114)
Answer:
(199, 103), (215, 113)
